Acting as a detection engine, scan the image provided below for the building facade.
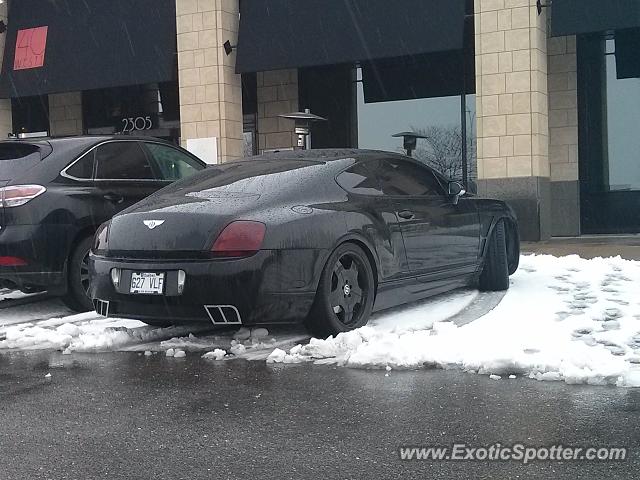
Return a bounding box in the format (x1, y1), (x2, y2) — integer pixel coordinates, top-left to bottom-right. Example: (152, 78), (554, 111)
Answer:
(1, 0), (639, 240)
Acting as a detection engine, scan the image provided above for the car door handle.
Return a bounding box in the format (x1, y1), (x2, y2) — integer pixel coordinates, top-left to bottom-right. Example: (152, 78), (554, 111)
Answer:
(397, 210), (415, 220)
(103, 193), (124, 204)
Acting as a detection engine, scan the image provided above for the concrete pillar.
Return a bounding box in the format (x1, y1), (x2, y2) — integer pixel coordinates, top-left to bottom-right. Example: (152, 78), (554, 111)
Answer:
(474, 0), (551, 241)
(257, 69), (299, 151)
(48, 92), (83, 136)
(0, 2), (13, 138)
(548, 35), (580, 236)
(175, 0), (243, 163)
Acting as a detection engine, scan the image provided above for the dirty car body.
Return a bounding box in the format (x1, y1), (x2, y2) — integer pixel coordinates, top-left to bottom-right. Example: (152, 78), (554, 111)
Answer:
(89, 150), (519, 328)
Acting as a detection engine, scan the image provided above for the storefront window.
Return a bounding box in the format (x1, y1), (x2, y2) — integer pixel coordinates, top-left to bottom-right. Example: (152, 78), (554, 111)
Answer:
(577, 33), (640, 233)
(11, 95), (49, 136)
(355, 68), (476, 183)
(604, 39), (640, 191)
(82, 82), (180, 143)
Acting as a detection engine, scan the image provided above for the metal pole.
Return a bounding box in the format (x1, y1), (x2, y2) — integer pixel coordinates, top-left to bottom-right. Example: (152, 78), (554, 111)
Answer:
(461, 51), (468, 187)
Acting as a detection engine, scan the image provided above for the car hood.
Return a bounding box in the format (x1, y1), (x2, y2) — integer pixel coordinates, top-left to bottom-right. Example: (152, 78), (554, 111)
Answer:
(107, 190), (261, 253)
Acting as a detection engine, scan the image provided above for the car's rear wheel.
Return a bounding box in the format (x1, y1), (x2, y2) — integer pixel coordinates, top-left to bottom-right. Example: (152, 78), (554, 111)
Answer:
(479, 219), (510, 291)
(307, 243), (375, 337)
(61, 237), (95, 312)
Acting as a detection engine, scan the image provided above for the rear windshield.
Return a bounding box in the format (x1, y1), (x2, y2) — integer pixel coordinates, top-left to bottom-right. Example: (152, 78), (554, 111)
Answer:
(0, 143), (43, 181)
(162, 159), (325, 197)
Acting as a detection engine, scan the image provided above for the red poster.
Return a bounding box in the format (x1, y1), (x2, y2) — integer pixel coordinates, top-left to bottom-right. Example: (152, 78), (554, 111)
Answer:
(14, 26), (49, 71)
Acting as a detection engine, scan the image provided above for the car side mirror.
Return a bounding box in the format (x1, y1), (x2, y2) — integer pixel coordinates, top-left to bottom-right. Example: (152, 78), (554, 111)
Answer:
(448, 181), (466, 205)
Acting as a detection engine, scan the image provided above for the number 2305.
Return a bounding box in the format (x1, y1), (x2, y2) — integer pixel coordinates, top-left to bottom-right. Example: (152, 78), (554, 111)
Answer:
(121, 116), (153, 132)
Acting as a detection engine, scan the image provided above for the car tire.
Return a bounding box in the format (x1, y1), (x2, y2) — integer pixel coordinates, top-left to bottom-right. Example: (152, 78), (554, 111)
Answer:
(306, 243), (376, 338)
(479, 219), (510, 292)
(61, 237), (95, 312)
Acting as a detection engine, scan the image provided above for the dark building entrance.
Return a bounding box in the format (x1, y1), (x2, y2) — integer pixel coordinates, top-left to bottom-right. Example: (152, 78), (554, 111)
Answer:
(553, 0), (640, 234)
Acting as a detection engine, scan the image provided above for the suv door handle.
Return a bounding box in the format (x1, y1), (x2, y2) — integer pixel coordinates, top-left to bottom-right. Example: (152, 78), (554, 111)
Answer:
(397, 210), (415, 220)
(103, 193), (124, 204)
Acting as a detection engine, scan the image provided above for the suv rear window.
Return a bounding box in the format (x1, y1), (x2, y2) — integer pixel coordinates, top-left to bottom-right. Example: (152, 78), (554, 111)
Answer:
(0, 143), (43, 181)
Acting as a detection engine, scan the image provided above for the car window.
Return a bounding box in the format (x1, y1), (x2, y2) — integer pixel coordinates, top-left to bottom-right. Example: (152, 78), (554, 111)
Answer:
(336, 161), (383, 196)
(144, 143), (203, 181)
(65, 152), (95, 180)
(95, 142), (154, 180)
(0, 143), (42, 180)
(376, 158), (444, 196)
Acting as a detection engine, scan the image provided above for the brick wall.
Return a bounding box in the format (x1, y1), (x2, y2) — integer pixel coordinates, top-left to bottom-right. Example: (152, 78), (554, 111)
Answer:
(49, 92), (83, 136)
(257, 69), (299, 151)
(176, 0), (243, 162)
(548, 36), (578, 182)
(475, 0), (550, 180)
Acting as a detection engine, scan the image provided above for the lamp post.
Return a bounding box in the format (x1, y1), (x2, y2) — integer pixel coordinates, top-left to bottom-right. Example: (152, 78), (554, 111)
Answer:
(392, 131), (430, 158)
(279, 110), (327, 150)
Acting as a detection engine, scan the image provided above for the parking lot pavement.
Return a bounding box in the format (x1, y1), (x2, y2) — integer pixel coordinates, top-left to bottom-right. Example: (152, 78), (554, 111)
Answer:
(0, 351), (637, 480)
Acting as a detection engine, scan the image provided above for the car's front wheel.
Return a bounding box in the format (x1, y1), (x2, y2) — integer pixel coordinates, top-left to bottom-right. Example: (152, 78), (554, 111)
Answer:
(61, 236), (95, 312)
(306, 243), (376, 337)
(479, 219), (510, 291)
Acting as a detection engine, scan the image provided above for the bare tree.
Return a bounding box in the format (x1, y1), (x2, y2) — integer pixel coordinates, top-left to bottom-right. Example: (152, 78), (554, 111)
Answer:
(407, 125), (477, 184)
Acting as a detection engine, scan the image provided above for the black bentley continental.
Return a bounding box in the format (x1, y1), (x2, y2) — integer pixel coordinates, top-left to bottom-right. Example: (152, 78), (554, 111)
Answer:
(89, 150), (520, 336)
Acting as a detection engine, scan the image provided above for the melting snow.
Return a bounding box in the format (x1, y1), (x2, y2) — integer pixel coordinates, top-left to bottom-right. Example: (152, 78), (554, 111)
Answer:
(266, 255), (640, 387)
(2, 254), (640, 387)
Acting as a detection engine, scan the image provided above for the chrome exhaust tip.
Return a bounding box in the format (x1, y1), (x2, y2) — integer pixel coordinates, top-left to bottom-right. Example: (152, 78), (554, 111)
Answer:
(94, 299), (110, 317)
(204, 305), (242, 325)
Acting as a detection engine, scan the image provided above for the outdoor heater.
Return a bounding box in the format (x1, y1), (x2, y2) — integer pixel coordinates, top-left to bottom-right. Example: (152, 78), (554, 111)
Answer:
(279, 110), (327, 150)
(392, 131), (430, 157)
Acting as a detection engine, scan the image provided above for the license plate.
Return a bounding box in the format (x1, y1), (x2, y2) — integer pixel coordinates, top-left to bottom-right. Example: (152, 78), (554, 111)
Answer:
(130, 272), (165, 295)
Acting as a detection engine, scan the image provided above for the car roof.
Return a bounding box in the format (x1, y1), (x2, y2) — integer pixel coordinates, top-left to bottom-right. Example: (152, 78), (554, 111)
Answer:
(249, 148), (407, 163)
(1, 135), (178, 149)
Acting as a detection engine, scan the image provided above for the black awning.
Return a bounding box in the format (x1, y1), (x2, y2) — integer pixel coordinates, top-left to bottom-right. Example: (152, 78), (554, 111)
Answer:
(236, 0), (466, 73)
(551, 0), (640, 36)
(615, 28), (640, 79)
(0, 0), (177, 98)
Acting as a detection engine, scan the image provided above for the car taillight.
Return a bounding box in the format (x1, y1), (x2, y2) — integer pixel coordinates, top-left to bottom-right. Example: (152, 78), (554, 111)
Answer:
(211, 221), (266, 257)
(0, 256), (28, 267)
(0, 185), (46, 208)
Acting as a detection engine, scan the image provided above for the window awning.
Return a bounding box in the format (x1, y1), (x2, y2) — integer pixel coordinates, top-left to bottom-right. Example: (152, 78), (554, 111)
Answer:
(235, 0), (466, 74)
(0, 0), (177, 98)
(551, 0), (640, 36)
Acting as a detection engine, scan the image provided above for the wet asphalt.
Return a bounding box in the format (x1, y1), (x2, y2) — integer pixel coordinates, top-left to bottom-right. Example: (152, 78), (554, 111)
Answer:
(0, 351), (638, 480)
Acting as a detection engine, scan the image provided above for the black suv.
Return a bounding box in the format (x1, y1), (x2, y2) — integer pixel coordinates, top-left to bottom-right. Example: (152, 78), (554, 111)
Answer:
(0, 136), (206, 310)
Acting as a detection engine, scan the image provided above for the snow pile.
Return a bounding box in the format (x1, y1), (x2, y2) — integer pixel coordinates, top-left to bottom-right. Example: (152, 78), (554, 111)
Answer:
(202, 349), (227, 360)
(268, 255), (640, 387)
(0, 313), (197, 353)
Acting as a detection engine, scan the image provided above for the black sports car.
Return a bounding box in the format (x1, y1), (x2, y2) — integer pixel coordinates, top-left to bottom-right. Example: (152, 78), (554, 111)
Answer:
(89, 150), (519, 336)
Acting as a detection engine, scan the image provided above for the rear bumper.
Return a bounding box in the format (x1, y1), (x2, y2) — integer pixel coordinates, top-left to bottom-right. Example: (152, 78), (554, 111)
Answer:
(0, 224), (70, 291)
(88, 249), (327, 325)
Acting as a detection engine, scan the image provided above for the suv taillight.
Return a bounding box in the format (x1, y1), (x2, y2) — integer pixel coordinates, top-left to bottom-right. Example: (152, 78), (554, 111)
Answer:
(211, 221), (266, 257)
(0, 185), (46, 208)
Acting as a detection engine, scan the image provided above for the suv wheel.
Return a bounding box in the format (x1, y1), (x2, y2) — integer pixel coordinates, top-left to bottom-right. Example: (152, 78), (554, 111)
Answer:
(61, 237), (95, 312)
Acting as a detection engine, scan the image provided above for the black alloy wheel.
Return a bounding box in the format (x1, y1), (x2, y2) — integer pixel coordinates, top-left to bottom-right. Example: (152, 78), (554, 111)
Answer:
(307, 243), (375, 337)
(61, 236), (96, 312)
